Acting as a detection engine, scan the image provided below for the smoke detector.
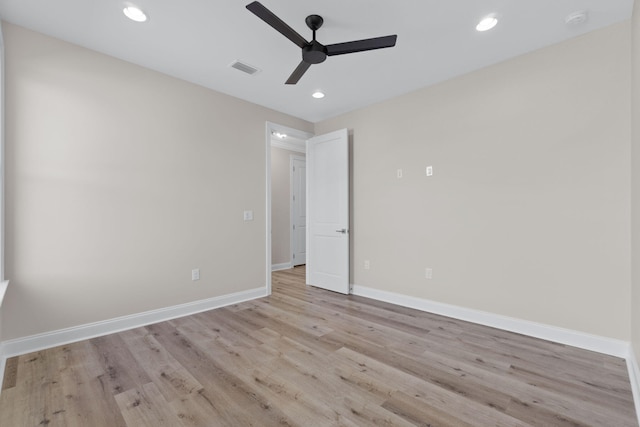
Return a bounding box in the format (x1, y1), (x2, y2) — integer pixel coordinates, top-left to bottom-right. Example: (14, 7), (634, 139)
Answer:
(565, 10), (588, 26)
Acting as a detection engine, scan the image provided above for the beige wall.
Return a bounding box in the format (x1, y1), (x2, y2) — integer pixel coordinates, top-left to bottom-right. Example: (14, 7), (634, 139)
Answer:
(1, 18), (636, 345)
(316, 22), (632, 340)
(271, 146), (304, 265)
(632, 2), (640, 359)
(2, 23), (312, 340)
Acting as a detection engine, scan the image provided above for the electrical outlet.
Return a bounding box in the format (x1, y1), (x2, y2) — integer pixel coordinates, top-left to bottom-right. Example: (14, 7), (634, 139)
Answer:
(364, 260), (370, 270)
(426, 166), (433, 177)
(397, 169), (403, 179)
(192, 268), (200, 281)
(425, 268), (433, 279)
(243, 210), (254, 221)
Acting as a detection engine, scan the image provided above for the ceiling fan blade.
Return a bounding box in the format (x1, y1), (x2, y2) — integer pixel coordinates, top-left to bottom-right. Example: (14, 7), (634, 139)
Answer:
(285, 61), (312, 85)
(246, 2), (308, 49)
(326, 35), (397, 56)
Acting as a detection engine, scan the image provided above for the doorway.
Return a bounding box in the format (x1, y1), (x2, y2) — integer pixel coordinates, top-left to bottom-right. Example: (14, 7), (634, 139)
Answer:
(265, 123), (350, 296)
(265, 122), (313, 294)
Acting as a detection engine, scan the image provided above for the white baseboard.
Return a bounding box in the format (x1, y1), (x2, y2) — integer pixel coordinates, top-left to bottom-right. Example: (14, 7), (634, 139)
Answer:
(352, 284), (630, 358)
(272, 262), (293, 271)
(0, 281), (8, 392)
(0, 286), (267, 360)
(353, 284), (640, 421)
(1, 280), (638, 423)
(628, 348), (640, 426)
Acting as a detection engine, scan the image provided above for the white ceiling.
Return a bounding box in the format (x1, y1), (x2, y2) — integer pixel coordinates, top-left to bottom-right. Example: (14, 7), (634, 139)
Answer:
(0, 0), (633, 123)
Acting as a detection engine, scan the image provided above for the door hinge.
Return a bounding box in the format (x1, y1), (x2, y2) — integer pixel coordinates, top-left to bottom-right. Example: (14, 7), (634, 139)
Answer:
(293, 254), (296, 259)
(293, 195), (295, 201)
(293, 224), (296, 230)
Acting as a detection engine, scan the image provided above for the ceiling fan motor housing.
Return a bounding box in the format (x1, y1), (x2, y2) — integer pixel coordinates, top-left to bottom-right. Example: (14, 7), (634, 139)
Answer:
(303, 41), (327, 64)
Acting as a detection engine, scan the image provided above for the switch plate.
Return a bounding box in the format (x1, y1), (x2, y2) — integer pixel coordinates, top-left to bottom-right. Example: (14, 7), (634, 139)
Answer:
(425, 268), (433, 279)
(192, 268), (200, 281)
(426, 166), (433, 177)
(397, 169), (403, 179)
(364, 260), (370, 270)
(243, 210), (254, 221)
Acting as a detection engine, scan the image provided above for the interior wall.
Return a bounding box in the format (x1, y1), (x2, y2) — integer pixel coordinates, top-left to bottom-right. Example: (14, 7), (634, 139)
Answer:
(315, 22), (632, 340)
(2, 22), (312, 340)
(270, 146), (304, 266)
(632, 1), (640, 360)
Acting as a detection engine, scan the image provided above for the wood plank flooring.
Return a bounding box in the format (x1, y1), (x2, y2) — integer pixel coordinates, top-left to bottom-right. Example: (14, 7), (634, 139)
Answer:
(1, 266), (637, 426)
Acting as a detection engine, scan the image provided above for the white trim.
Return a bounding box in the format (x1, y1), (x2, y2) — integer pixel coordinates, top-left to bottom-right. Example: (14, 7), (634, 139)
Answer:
(628, 348), (640, 426)
(290, 154), (306, 267)
(352, 284), (630, 358)
(289, 154), (295, 267)
(271, 139), (305, 153)
(354, 284), (640, 420)
(265, 122), (313, 296)
(272, 262), (293, 271)
(265, 122), (272, 295)
(0, 287), (266, 360)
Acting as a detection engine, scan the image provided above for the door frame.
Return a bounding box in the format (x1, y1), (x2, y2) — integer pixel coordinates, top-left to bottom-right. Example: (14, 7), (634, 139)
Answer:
(265, 122), (313, 295)
(290, 154), (306, 267)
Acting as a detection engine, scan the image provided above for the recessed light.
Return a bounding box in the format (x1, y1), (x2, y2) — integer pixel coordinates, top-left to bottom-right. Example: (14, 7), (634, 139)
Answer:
(123, 6), (148, 22)
(476, 15), (498, 32)
(312, 91), (325, 99)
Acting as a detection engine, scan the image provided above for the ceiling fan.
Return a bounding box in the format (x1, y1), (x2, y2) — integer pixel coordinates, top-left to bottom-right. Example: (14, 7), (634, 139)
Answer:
(246, 1), (397, 85)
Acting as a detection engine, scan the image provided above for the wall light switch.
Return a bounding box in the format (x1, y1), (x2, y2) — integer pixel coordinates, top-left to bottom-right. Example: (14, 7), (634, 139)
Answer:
(243, 210), (254, 221)
(364, 260), (370, 270)
(426, 166), (433, 177)
(397, 169), (403, 179)
(192, 268), (200, 281)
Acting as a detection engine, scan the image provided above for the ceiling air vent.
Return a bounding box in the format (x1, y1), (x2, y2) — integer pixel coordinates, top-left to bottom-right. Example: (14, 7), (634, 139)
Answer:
(230, 60), (261, 76)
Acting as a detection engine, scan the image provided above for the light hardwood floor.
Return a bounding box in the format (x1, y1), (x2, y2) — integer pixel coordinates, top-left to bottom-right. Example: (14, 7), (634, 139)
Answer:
(1, 266), (638, 426)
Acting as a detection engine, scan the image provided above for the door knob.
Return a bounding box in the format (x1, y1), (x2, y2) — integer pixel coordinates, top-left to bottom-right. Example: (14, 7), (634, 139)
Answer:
(336, 229), (347, 234)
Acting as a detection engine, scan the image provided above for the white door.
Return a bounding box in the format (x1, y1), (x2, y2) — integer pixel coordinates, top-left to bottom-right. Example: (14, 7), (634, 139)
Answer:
(291, 156), (306, 266)
(306, 129), (349, 294)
